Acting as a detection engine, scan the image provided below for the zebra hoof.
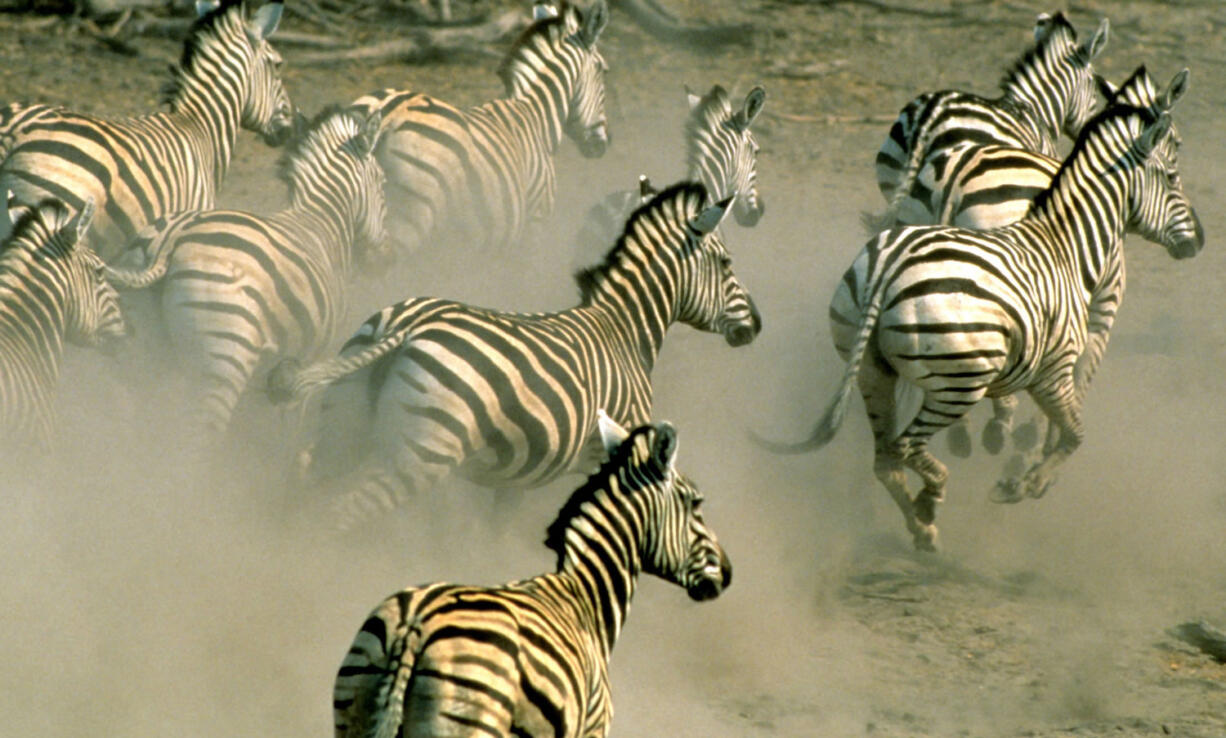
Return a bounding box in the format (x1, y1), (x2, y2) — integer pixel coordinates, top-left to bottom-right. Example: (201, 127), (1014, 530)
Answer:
(913, 524), (939, 552)
(947, 423), (973, 458)
(982, 419), (1008, 455)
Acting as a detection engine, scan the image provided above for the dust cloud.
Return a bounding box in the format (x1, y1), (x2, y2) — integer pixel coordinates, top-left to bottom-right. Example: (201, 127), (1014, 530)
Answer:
(4, 4), (1226, 737)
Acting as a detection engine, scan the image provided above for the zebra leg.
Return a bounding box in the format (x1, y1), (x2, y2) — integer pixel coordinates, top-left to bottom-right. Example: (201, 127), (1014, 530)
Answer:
(981, 394), (1019, 455)
(995, 384), (1083, 502)
(863, 372), (938, 551)
(902, 444), (948, 532)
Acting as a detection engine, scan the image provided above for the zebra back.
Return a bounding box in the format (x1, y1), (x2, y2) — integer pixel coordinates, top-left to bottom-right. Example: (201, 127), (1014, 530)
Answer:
(104, 106), (388, 436)
(0, 197), (127, 448)
(0, 0), (294, 261)
(869, 11), (1108, 232)
(353, 0), (609, 255)
(332, 418), (729, 738)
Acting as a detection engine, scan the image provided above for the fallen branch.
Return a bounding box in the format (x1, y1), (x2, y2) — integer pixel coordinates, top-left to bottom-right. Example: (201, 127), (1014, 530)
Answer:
(766, 59), (849, 79)
(613, 0), (754, 47)
(290, 8), (525, 66)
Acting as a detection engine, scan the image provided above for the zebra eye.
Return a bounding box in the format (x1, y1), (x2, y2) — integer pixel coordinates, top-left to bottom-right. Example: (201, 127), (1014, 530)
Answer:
(719, 256), (732, 270)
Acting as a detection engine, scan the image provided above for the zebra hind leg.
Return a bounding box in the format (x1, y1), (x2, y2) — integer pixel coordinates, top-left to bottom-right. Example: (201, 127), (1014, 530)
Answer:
(863, 370), (939, 550)
(981, 394), (1019, 455)
(993, 385), (1083, 503)
(946, 417), (973, 458)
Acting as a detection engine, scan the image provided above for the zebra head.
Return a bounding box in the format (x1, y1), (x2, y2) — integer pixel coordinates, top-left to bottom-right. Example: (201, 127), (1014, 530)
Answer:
(1124, 101), (1203, 261)
(677, 188), (761, 347)
(344, 110), (393, 272)
(559, 0), (611, 158)
(596, 414), (732, 602)
(237, 0), (295, 146)
(6, 197), (129, 349)
(685, 84), (767, 227)
(1022, 12), (1109, 143)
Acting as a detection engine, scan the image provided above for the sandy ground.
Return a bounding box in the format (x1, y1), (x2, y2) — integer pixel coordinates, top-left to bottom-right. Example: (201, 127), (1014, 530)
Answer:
(1, 0), (1225, 736)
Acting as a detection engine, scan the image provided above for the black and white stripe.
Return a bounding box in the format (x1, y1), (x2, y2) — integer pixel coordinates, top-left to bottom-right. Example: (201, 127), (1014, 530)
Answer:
(0, 0), (294, 261)
(351, 0), (610, 254)
(331, 415), (730, 738)
(869, 11), (1108, 232)
(762, 101), (1202, 551)
(574, 83), (765, 258)
(0, 196), (127, 450)
(267, 181), (760, 529)
(104, 106), (388, 436)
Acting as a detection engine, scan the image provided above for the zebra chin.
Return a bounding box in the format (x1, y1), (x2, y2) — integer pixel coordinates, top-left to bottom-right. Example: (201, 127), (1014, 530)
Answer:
(575, 124), (610, 158)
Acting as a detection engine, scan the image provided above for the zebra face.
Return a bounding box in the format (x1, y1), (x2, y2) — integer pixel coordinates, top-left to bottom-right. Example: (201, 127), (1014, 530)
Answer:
(1130, 117), (1203, 261)
(77, 251), (130, 350)
(730, 129), (764, 227)
(52, 203), (129, 349)
(679, 198), (761, 347)
(349, 114), (393, 272)
(240, 4), (295, 147)
(1033, 13), (1108, 141)
(687, 85), (767, 228)
(629, 425), (731, 602)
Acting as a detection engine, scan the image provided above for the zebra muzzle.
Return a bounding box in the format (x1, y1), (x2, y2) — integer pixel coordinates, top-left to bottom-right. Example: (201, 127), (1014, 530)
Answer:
(577, 123), (609, 158)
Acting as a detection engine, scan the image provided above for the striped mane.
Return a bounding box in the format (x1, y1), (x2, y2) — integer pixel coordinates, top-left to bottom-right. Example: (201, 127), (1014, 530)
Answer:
(496, 1), (581, 91)
(160, 0), (251, 106)
(998, 12), (1086, 94)
(544, 424), (657, 566)
(573, 181), (708, 305)
(275, 105), (364, 194)
(1029, 103), (1156, 213)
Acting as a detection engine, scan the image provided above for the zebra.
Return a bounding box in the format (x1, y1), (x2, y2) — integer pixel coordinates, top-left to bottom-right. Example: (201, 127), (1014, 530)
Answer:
(573, 83), (766, 259)
(911, 66), (1190, 458)
(266, 180), (760, 530)
(331, 413), (730, 738)
(868, 11), (1109, 233)
(349, 0), (609, 255)
(0, 0), (294, 262)
(0, 195), (128, 451)
(103, 106), (389, 437)
(757, 101), (1202, 551)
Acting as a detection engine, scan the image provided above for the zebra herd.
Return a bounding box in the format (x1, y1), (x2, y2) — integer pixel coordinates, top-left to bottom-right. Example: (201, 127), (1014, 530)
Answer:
(0, 0), (1207, 735)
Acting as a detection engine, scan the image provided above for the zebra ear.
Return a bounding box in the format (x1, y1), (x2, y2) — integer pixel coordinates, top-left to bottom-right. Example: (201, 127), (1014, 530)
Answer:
(638, 174), (657, 201)
(1082, 17), (1109, 60)
(596, 410), (630, 457)
(247, 0), (284, 42)
(532, 4), (558, 21)
(1032, 12), (1053, 43)
(685, 85), (702, 110)
(734, 86), (766, 131)
(1159, 68), (1190, 113)
(650, 422), (678, 470)
(66, 198), (96, 249)
(194, 0), (219, 18)
(1095, 73), (1117, 103)
(690, 197), (734, 235)
(576, 0), (608, 47)
(1136, 112), (1173, 160)
(354, 111), (382, 156)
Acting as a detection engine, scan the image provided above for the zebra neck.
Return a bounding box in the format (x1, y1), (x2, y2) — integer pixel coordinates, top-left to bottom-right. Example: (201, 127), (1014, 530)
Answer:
(688, 159), (731, 204)
(580, 282), (672, 374)
(0, 269), (65, 394)
(557, 495), (643, 655)
(286, 194), (358, 270)
(1027, 156), (1128, 278)
(502, 80), (568, 156)
(156, 101), (240, 201)
(999, 75), (1063, 152)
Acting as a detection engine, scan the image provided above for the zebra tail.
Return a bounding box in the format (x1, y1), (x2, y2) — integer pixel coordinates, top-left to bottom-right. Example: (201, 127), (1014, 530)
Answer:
(370, 639), (416, 738)
(103, 212), (196, 290)
(750, 291), (881, 454)
(265, 325), (414, 407)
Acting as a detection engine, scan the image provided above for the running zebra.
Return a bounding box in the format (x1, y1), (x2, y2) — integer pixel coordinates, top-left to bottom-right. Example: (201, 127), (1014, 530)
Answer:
(0, 0), (294, 261)
(332, 414), (730, 738)
(574, 83), (766, 258)
(868, 11), (1108, 232)
(919, 66), (1189, 458)
(759, 101), (1202, 551)
(104, 106), (389, 436)
(0, 196), (128, 451)
(350, 0), (609, 254)
(267, 181), (760, 530)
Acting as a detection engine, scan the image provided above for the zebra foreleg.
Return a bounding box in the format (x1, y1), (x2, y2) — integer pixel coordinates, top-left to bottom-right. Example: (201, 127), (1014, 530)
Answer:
(994, 385), (1083, 503)
(981, 394), (1020, 455)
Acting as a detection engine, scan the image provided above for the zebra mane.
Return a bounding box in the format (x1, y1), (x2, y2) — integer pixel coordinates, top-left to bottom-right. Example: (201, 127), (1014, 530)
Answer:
(159, 0), (250, 106)
(684, 85), (733, 164)
(0, 199), (73, 260)
(275, 104), (364, 191)
(998, 12), (1086, 94)
(1107, 65), (1156, 107)
(496, 0), (579, 91)
(574, 181), (708, 305)
(544, 424), (658, 565)
(1029, 102), (1158, 213)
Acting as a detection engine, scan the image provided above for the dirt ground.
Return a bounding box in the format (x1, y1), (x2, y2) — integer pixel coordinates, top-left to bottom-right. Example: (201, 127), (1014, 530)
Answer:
(2, 0), (1225, 736)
